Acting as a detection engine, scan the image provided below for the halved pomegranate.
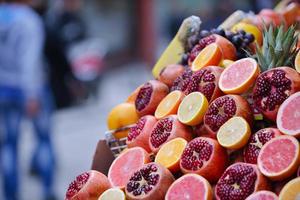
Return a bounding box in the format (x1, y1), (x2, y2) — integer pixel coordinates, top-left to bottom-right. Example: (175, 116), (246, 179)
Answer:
(125, 162), (174, 200)
(203, 94), (253, 137)
(65, 170), (111, 200)
(215, 162), (269, 200)
(188, 34), (236, 64)
(171, 68), (193, 92)
(126, 115), (157, 152)
(252, 67), (300, 121)
(243, 128), (282, 164)
(149, 115), (192, 153)
(180, 137), (228, 183)
(135, 80), (169, 116)
(158, 64), (185, 88)
(185, 65), (224, 102)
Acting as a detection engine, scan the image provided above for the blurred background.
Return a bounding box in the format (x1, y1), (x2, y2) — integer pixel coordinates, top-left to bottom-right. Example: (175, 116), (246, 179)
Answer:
(0, 0), (278, 199)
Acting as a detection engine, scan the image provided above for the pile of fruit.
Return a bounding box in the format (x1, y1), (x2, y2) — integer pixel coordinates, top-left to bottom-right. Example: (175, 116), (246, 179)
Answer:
(65, 2), (300, 200)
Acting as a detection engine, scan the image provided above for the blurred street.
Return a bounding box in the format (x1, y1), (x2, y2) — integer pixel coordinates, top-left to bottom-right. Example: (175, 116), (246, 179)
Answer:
(0, 63), (151, 200)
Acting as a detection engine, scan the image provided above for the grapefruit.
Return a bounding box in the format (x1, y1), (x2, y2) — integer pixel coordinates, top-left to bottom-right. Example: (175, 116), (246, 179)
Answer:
(219, 58), (260, 94)
(108, 147), (149, 189)
(98, 188), (125, 200)
(277, 92), (300, 138)
(245, 191), (278, 200)
(178, 92), (209, 126)
(257, 135), (300, 181)
(165, 174), (213, 200)
(278, 177), (300, 200)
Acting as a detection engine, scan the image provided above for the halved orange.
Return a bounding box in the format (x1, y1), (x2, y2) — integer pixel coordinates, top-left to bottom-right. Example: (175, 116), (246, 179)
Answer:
(219, 58), (260, 94)
(154, 90), (184, 119)
(155, 138), (187, 172)
(294, 50), (300, 73)
(178, 92), (209, 126)
(279, 177), (300, 200)
(191, 43), (223, 71)
(217, 116), (251, 150)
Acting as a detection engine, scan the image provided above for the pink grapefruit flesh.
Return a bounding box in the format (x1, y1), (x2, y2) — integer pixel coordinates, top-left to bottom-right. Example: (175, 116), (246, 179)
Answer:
(108, 147), (149, 189)
(257, 135), (300, 181)
(165, 174), (212, 200)
(277, 92), (300, 137)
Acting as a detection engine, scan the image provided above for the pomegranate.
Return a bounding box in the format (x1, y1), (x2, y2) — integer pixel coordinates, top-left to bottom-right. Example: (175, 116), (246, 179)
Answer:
(65, 170), (111, 200)
(188, 34), (236, 64)
(149, 115), (192, 153)
(170, 68), (193, 92)
(244, 128), (282, 164)
(185, 65), (224, 102)
(252, 67), (300, 121)
(180, 137), (228, 183)
(215, 162), (269, 200)
(158, 64), (185, 88)
(135, 80), (169, 116)
(126, 115), (157, 152)
(203, 94), (253, 137)
(125, 162), (174, 200)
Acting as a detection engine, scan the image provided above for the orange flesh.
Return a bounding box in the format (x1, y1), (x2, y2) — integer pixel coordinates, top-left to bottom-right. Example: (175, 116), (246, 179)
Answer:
(281, 94), (300, 131)
(260, 138), (296, 173)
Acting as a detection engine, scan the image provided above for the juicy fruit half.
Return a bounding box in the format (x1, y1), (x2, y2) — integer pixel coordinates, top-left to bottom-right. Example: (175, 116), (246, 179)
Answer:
(219, 58), (260, 94)
(178, 92), (209, 126)
(125, 162), (174, 200)
(204, 94), (252, 136)
(126, 115), (157, 152)
(135, 80), (169, 116)
(278, 177), (300, 200)
(215, 162), (269, 200)
(155, 138), (187, 172)
(257, 135), (300, 181)
(252, 67), (300, 121)
(98, 188), (125, 200)
(295, 49), (300, 73)
(244, 128), (282, 164)
(154, 90), (184, 119)
(165, 174), (213, 200)
(180, 137), (228, 183)
(149, 115), (192, 153)
(245, 191), (278, 200)
(217, 116), (251, 150)
(277, 92), (300, 137)
(65, 170), (111, 200)
(108, 147), (149, 189)
(191, 43), (223, 71)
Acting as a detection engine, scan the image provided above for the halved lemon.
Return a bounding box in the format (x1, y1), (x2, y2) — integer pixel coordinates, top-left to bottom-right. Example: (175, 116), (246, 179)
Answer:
(98, 188), (125, 200)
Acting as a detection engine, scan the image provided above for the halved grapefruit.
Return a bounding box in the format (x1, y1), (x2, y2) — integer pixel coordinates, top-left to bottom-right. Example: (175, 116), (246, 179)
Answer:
(219, 58), (260, 94)
(277, 92), (300, 138)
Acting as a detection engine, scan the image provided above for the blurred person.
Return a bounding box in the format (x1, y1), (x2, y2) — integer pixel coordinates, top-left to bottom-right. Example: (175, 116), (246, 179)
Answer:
(0, 0), (56, 200)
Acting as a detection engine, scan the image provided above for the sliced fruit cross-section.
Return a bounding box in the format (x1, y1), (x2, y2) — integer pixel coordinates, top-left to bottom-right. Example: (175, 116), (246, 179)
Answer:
(98, 188), (125, 200)
(279, 177), (300, 200)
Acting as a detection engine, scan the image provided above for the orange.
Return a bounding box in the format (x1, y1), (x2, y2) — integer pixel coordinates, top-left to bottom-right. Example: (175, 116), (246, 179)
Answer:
(279, 177), (300, 200)
(219, 58), (260, 94)
(154, 90), (184, 119)
(294, 50), (300, 73)
(107, 103), (139, 139)
(178, 92), (209, 126)
(155, 138), (187, 172)
(191, 43), (223, 71)
(98, 188), (125, 200)
(232, 22), (263, 45)
(217, 116), (251, 150)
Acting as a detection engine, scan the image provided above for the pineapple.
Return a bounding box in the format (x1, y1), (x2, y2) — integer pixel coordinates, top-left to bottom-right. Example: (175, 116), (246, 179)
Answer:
(251, 24), (298, 71)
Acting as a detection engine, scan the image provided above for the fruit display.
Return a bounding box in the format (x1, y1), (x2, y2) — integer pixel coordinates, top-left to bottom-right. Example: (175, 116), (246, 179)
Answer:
(66, 1), (300, 200)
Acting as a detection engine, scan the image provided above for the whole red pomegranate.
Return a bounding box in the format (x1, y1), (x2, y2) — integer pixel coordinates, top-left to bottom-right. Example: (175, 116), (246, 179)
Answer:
(180, 137), (228, 183)
(158, 64), (185, 88)
(149, 115), (192, 153)
(185, 65), (224, 102)
(252, 67), (300, 121)
(125, 162), (174, 200)
(135, 80), (169, 116)
(203, 94), (253, 137)
(215, 162), (269, 200)
(126, 115), (157, 152)
(171, 68), (193, 92)
(244, 127), (282, 164)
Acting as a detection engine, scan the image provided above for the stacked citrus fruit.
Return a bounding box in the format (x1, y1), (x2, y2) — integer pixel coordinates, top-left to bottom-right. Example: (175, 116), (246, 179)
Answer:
(65, 2), (300, 200)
